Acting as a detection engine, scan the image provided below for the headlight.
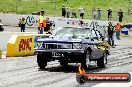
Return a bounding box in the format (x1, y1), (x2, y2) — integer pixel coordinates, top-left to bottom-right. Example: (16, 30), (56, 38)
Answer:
(73, 43), (81, 49)
(37, 42), (43, 48)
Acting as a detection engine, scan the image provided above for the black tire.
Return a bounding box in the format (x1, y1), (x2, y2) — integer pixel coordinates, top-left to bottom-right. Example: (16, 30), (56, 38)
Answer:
(81, 51), (90, 70)
(97, 53), (107, 68)
(60, 61), (68, 66)
(37, 52), (47, 69)
(76, 74), (87, 84)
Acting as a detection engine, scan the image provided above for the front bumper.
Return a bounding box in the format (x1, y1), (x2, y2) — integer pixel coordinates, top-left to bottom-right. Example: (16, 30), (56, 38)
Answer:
(35, 48), (84, 53)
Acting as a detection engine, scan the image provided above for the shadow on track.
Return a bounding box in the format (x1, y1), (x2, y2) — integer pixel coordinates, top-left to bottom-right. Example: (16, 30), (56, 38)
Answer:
(38, 64), (108, 73)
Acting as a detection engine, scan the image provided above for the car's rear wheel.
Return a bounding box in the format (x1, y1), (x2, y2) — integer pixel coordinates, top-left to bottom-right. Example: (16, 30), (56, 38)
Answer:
(37, 52), (47, 69)
(97, 53), (107, 68)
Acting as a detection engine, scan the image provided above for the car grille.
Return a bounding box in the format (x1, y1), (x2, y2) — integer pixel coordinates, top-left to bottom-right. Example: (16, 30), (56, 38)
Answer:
(43, 44), (72, 49)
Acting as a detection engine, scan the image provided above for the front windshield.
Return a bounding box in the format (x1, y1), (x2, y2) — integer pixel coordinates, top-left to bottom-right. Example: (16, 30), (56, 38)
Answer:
(53, 27), (91, 39)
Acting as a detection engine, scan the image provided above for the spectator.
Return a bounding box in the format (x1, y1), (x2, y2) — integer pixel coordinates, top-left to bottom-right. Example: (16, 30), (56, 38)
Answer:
(79, 20), (84, 27)
(92, 7), (97, 20)
(97, 8), (101, 20)
(61, 4), (66, 17)
(38, 11), (46, 34)
(45, 17), (50, 32)
(115, 23), (121, 40)
(107, 22), (115, 48)
(107, 7), (112, 21)
(79, 6), (84, 19)
(66, 7), (71, 18)
(18, 18), (21, 27)
(45, 17), (52, 35)
(71, 9), (77, 18)
(20, 18), (26, 32)
(118, 9), (123, 22)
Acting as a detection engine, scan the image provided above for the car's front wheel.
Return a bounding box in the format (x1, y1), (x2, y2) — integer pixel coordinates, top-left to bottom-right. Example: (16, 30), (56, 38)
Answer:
(37, 52), (47, 69)
(97, 53), (107, 68)
(76, 73), (87, 84)
(81, 51), (90, 70)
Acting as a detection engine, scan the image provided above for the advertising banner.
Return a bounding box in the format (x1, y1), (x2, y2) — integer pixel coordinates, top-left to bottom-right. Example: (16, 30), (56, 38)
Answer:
(6, 35), (34, 57)
(121, 24), (132, 35)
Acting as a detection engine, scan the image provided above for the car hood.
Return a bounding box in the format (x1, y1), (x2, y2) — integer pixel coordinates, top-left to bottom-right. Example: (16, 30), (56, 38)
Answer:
(37, 36), (83, 44)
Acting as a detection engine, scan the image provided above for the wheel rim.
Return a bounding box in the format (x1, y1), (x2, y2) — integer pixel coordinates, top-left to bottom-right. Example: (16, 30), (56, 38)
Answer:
(104, 53), (107, 64)
(86, 51), (90, 67)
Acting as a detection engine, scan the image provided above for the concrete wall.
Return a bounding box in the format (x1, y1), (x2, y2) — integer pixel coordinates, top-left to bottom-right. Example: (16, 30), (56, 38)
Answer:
(0, 13), (117, 28)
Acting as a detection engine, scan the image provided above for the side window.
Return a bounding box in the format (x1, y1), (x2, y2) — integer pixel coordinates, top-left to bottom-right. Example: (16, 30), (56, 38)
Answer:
(96, 30), (101, 38)
(91, 30), (100, 40)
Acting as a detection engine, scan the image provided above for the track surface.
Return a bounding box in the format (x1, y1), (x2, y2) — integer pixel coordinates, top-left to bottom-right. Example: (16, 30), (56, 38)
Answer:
(0, 45), (132, 87)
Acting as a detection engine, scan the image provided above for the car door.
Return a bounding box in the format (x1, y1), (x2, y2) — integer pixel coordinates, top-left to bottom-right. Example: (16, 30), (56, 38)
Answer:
(90, 44), (104, 59)
(89, 29), (104, 59)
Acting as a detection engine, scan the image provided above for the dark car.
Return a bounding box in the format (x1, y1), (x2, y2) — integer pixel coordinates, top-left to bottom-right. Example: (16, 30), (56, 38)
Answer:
(35, 27), (110, 69)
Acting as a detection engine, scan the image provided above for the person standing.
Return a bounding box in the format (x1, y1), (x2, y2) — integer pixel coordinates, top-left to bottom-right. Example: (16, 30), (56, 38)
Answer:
(66, 7), (71, 18)
(79, 20), (84, 27)
(18, 18), (21, 27)
(118, 9), (123, 22)
(38, 11), (46, 34)
(45, 17), (50, 32)
(107, 7), (112, 21)
(20, 18), (26, 32)
(115, 23), (121, 40)
(97, 8), (101, 20)
(92, 7), (97, 20)
(107, 22), (115, 48)
(79, 6), (84, 19)
(45, 17), (52, 34)
(71, 9), (77, 18)
(61, 4), (66, 17)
